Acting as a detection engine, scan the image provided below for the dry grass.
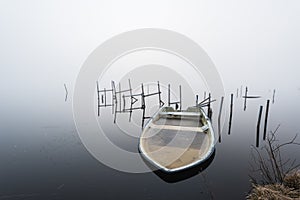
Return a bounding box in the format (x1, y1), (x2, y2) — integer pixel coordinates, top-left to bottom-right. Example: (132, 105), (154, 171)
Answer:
(247, 171), (300, 200)
(248, 126), (300, 199)
(284, 171), (300, 191)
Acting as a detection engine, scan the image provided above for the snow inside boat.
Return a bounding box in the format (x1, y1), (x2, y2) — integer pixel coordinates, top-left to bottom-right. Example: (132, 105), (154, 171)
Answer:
(139, 106), (215, 172)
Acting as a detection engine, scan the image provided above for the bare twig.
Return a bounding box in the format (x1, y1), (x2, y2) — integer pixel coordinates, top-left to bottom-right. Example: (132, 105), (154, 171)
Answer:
(250, 125), (300, 185)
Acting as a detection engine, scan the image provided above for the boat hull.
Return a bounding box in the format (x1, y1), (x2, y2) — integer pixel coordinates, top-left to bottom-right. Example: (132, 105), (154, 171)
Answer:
(139, 106), (215, 173)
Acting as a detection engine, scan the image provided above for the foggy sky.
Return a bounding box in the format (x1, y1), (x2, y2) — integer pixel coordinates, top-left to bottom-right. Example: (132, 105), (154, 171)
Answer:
(0, 0), (299, 119)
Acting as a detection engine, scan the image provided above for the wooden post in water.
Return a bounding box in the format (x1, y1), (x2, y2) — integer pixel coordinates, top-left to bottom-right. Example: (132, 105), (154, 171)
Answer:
(122, 94), (126, 112)
(157, 81), (162, 107)
(179, 85), (182, 111)
(111, 81), (116, 115)
(141, 83), (146, 129)
(168, 84), (171, 107)
(64, 83), (68, 102)
(236, 88), (238, 98)
(112, 81), (118, 123)
(228, 93), (233, 135)
(207, 93), (211, 119)
(96, 81), (100, 116)
(244, 87), (248, 111)
(209, 108), (213, 120)
(272, 89), (276, 104)
(263, 100), (270, 140)
(128, 79), (133, 121)
(104, 88), (107, 106)
(119, 83), (122, 112)
(196, 95), (198, 106)
(256, 106), (263, 147)
(218, 96), (224, 143)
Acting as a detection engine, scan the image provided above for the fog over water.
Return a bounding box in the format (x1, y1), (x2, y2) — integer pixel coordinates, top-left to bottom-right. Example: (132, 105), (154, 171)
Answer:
(0, 1), (300, 199)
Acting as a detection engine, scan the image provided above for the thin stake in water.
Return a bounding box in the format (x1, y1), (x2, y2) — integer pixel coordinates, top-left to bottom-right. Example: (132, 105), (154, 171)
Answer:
(272, 89), (276, 104)
(141, 83), (146, 128)
(168, 84), (170, 107)
(256, 105), (263, 147)
(119, 83), (122, 112)
(263, 100), (270, 140)
(244, 86), (248, 111)
(179, 85), (182, 111)
(96, 81), (100, 116)
(208, 93), (211, 119)
(64, 83), (68, 102)
(157, 81), (164, 107)
(228, 94), (233, 135)
(218, 96), (224, 143)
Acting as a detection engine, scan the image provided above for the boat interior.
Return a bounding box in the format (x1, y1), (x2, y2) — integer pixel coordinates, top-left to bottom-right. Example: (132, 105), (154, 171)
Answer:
(140, 107), (213, 171)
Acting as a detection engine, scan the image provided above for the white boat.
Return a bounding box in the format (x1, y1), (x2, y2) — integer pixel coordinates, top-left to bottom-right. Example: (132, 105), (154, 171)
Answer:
(139, 106), (215, 173)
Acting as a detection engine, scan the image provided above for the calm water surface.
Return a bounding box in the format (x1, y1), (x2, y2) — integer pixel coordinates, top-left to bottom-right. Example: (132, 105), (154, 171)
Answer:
(0, 86), (299, 200)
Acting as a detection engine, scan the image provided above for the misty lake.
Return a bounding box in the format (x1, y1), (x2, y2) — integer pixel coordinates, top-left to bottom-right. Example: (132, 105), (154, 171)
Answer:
(0, 83), (299, 200)
(1, 1), (300, 199)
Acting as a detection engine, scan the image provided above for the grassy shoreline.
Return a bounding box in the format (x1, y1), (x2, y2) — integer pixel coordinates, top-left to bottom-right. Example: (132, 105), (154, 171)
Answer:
(247, 171), (300, 199)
